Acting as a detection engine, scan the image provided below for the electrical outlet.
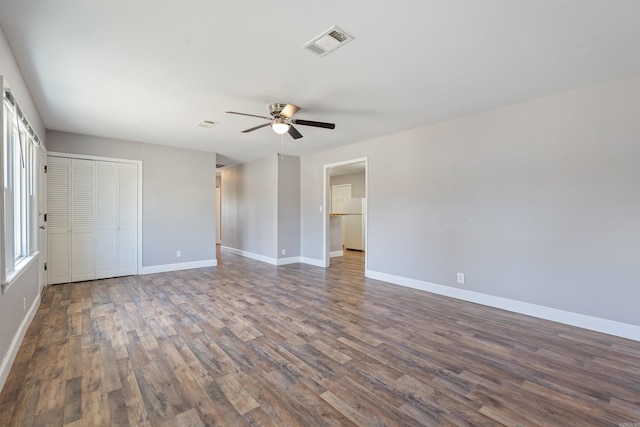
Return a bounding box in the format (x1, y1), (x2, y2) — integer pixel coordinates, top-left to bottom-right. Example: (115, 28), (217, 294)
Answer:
(457, 272), (465, 284)
(176, 250), (181, 258)
(23, 298), (26, 311)
(282, 249), (286, 255)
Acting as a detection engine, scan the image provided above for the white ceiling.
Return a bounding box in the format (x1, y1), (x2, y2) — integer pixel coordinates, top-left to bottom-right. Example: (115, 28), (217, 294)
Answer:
(2, 1), (640, 166)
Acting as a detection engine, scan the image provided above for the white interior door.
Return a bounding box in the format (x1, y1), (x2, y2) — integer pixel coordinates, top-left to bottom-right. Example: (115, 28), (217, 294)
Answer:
(47, 157), (71, 285)
(71, 159), (95, 282)
(95, 161), (118, 279)
(117, 163), (138, 276)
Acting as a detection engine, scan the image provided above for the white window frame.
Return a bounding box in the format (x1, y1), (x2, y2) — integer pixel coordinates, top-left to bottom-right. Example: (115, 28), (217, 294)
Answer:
(2, 87), (41, 293)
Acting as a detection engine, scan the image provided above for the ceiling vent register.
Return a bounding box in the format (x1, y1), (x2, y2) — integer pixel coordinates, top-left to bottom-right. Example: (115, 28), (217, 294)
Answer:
(197, 120), (218, 128)
(303, 26), (354, 57)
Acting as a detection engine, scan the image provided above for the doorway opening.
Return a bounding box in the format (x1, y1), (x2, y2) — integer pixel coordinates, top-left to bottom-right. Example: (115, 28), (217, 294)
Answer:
(322, 157), (368, 272)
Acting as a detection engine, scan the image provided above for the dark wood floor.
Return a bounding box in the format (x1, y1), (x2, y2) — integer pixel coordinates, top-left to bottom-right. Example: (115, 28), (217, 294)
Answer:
(1, 249), (639, 426)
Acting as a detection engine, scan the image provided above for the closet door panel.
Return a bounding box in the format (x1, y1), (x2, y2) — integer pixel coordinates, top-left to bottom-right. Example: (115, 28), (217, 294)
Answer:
(95, 161), (118, 279)
(47, 157), (71, 285)
(71, 233), (95, 281)
(71, 159), (95, 282)
(118, 163), (138, 275)
(47, 234), (70, 284)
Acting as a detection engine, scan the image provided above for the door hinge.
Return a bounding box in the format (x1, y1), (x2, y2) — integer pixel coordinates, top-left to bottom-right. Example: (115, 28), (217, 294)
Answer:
(44, 213), (47, 222)
(44, 165), (47, 173)
(44, 263), (47, 271)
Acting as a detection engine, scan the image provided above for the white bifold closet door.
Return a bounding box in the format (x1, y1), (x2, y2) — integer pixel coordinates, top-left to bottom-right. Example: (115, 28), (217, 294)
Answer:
(47, 156), (138, 285)
(95, 161), (118, 279)
(47, 157), (71, 285)
(71, 159), (96, 282)
(117, 163), (138, 276)
(95, 161), (138, 278)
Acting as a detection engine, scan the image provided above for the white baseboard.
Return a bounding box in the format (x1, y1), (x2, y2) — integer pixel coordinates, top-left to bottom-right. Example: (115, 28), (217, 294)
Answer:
(0, 293), (41, 392)
(276, 257), (300, 266)
(140, 259), (217, 275)
(222, 247), (326, 268)
(222, 247), (280, 265)
(330, 250), (344, 258)
(299, 257), (324, 267)
(365, 269), (640, 342)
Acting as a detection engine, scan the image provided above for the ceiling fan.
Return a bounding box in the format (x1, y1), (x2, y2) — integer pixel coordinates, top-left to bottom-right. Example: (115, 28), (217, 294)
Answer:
(226, 103), (335, 140)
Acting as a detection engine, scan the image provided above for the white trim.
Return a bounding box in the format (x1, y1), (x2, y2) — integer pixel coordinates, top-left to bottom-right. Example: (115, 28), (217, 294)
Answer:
(0, 79), (5, 287)
(2, 253), (38, 294)
(300, 257), (324, 267)
(322, 157), (368, 270)
(136, 162), (143, 275)
(276, 257), (300, 266)
(221, 247), (325, 268)
(322, 166), (329, 268)
(330, 250), (344, 258)
(0, 292), (41, 392)
(140, 259), (217, 275)
(47, 151), (141, 164)
(365, 269), (640, 342)
(222, 246), (279, 266)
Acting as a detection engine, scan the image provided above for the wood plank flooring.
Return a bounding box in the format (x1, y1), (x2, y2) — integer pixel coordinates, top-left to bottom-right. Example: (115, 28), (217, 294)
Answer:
(1, 249), (639, 426)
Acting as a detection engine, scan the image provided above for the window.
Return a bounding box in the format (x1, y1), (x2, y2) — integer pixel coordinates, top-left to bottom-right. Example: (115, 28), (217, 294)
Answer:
(2, 89), (40, 286)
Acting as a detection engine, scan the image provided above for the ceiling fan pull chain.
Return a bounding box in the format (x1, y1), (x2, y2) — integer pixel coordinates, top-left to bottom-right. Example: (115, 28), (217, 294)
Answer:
(280, 134), (284, 160)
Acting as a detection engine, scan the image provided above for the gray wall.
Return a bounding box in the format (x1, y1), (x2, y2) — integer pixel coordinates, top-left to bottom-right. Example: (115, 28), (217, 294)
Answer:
(46, 131), (217, 267)
(278, 156), (301, 258)
(220, 166), (238, 249)
(0, 27), (44, 140)
(221, 155), (278, 258)
(222, 154), (301, 261)
(0, 28), (46, 391)
(0, 259), (39, 387)
(301, 74), (640, 326)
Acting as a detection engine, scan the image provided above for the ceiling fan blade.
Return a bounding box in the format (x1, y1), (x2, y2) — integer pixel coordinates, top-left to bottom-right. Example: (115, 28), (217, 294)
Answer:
(280, 104), (300, 119)
(242, 123), (271, 133)
(292, 119), (335, 129)
(288, 125), (303, 140)
(226, 111), (272, 120)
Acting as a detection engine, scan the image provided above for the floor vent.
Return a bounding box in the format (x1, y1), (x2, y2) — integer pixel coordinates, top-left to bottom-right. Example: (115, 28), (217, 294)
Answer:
(303, 26), (354, 57)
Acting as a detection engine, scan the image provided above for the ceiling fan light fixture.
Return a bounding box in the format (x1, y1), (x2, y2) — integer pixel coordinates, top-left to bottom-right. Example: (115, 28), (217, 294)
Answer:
(226, 103), (335, 140)
(272, 118), (290, 134)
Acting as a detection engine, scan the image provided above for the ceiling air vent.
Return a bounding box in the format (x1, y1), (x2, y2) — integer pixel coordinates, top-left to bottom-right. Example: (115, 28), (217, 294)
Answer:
(303, 26), (354, 57)
(216, 164), (226, 169)
(197, 120), (218, 128)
